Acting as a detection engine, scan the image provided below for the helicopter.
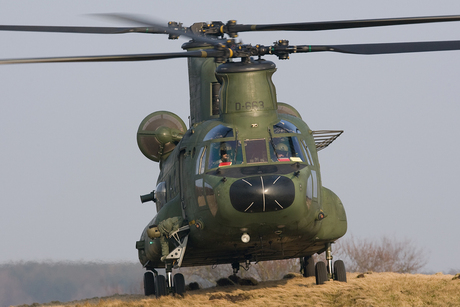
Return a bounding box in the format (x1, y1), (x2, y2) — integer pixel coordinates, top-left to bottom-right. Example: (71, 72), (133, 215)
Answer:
(2, 13), (460, 298)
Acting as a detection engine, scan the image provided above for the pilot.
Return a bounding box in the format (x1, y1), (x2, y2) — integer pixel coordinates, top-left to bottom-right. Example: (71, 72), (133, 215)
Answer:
(276, 143), (290, 159)
(148, 216), (184, 262)
(220, 150), (230, 163)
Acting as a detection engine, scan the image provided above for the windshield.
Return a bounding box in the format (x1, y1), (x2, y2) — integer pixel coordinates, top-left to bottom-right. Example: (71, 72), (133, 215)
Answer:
(245, 139), (268, 164)
(269, 136), (306, 162)
(208, 140), (243, 168)
(273, 120), (301, 134)
(203, 124), (234, 141)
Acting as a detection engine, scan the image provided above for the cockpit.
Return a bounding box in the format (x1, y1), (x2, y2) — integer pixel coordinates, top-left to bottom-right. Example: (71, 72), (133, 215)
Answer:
(197, 120), (315, 175)
(192, 119), (320, 214)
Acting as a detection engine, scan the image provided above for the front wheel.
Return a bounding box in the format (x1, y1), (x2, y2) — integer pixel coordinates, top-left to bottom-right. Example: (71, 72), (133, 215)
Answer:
(173, 273), (186, 296)
(333, 260), (347, 282)
(143, 271), (155, 296)
(302, 256), (315, 277)
(315, 261), (328, 285)
(155, 275), (167, 298)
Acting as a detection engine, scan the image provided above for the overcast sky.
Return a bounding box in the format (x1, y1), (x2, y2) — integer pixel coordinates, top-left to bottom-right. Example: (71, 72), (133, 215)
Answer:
(1, 1), (460, 273)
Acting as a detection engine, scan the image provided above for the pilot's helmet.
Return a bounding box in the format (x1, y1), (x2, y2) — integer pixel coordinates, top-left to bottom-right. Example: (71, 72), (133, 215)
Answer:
(220, 143), (232, 151)
(276, 143), (289, 154)
(147, 225), (161, 239)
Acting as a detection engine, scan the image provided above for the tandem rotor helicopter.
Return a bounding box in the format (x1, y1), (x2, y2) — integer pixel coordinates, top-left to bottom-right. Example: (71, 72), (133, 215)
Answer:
(2, 13), (460, 297)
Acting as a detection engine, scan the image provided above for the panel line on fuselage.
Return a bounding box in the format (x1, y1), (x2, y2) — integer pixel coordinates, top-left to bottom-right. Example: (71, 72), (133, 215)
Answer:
(261, 176), (265, 212)
(244, 202), (255, 212)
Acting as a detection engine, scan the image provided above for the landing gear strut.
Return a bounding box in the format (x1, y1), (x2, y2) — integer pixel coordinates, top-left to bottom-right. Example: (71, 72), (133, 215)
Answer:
(164, 261), (186, 297)
(232, 262), (239, 275)
(326, 243), (333, 279)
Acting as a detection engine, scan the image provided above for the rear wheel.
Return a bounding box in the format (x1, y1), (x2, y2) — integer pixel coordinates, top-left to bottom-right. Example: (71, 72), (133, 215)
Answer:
(143, 271), (155, 296)
(333, 260), (347, 282)
(155, 275), (167, 298)
(173, 273), (186, 296)
(302, 256), (315, 277)
(315, 261), (328, 285)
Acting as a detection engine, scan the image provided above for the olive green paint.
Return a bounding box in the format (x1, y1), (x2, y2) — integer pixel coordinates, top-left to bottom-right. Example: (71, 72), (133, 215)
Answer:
(136, 55), (346, 270)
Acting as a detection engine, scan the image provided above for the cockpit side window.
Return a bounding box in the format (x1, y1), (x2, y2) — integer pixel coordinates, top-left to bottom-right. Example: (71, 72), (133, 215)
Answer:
(208, 141), (243, 169)
(203, 124), (234, 141)
(245, 139), (268, 164)
(155, 181), (167, 211)
(195, 146), (207, 174)
(269, 136), (306, 162)
(273, 120), (301, 134)
(301, 139), (314, 165)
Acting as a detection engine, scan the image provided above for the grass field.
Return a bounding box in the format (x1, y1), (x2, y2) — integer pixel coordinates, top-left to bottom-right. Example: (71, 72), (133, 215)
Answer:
(35, 272), (460, 307)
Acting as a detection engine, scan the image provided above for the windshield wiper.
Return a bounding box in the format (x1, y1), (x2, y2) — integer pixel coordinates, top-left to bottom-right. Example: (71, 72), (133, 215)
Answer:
(268, 128), (279, 160)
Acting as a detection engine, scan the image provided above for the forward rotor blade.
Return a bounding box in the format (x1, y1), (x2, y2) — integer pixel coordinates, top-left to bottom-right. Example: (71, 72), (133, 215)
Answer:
(97, 13), (223, 46)
(298, 40), (460, 55)
(0, 50), (222, 65)
(0, 24), (164, 34)
(231, 15), (460, 32)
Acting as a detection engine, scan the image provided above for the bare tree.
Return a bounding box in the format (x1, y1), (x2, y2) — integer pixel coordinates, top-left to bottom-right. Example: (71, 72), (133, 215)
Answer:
(333, 235), (428, 273)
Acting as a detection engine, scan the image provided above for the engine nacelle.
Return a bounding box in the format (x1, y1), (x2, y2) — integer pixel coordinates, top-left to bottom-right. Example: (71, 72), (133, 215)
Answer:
(137, 111), (186, 162)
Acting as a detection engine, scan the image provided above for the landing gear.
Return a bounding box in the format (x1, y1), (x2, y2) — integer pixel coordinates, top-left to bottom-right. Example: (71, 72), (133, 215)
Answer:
(164, 261), (186, 297)
(232, 262), (240, 275)
(154, 274), (167, 298)
(301, 256), (315, 277)
(173, 273), (186, 296)
(142, 224), (190, 297)
(143, 264), (186, 298)
(326, 243), (333, 279)
(305, 242), (347, 285)
(315, 261), (328, 285)
(333, 260), (347, 282)
(143, 271), (155, 296)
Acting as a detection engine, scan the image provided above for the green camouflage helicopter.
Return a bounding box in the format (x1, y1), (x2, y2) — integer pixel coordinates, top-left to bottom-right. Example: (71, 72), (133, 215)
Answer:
(2, 14), (460, 297)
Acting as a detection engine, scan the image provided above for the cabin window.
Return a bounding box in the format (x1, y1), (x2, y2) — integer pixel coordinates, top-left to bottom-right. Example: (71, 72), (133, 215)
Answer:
(155, 181), (167, 210)
(269, 136), (306, 162)
(208, 140), (243, 169)
(196, 146), (207, 174)
(301, 140), (314, 165)
(306, 170), (318, 200)
(245, 139), (268, 164)
(273, 120), (301, 134)
(203, 124), (234, 141)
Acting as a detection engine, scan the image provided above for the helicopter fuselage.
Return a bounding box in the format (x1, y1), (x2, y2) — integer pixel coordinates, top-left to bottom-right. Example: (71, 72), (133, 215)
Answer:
(136, 57), (347, 269)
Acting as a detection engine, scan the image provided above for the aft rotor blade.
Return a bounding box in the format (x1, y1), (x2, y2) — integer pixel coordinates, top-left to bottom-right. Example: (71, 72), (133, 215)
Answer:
(0, 50), (222, 65)
(231, 15), (460, 32)
(297, 40), (460, 55)
(0, 24), (165, 34)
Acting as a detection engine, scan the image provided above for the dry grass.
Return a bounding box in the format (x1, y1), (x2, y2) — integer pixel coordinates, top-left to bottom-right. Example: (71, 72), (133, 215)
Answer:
(39, 272), (460, 307)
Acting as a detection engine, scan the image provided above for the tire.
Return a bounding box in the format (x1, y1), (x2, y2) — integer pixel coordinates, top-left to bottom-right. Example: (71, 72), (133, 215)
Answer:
(143, 271), (155, 296)
(333, 260), (347, 282)
(173, 273), (186, 296)
(302, 256), (315, 277)
(315, 261), (328, 285)
(155, 274), (167, 298)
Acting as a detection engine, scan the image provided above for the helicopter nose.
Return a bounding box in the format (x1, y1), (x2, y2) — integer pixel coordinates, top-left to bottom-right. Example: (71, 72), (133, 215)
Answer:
(229, 175), (295, 213)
